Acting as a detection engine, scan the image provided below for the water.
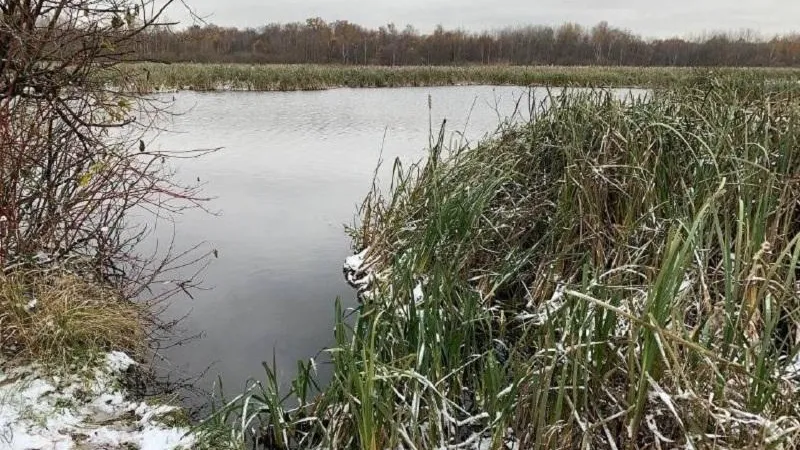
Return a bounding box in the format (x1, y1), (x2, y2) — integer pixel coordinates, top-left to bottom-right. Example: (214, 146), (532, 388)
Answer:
(143, 86), (567, 401)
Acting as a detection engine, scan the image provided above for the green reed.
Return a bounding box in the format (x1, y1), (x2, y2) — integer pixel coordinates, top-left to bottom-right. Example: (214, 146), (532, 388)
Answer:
(200, 76), (800, 449)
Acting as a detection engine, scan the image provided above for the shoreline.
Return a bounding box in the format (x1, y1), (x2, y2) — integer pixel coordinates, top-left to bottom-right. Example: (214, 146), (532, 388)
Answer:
(133, 81), (645, 95)
(0, 352), (197, 450)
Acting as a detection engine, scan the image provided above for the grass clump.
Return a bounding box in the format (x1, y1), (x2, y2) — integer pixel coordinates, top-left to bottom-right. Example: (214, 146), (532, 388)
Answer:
(206, 77), (800, 449)
(0, 269), (146, 368)
(111, 63), (800, 93)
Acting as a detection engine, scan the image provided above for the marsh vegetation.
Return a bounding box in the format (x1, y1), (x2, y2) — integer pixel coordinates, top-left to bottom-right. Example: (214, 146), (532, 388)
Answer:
(114, 63), (800, 92)
(5, 2), (800, 449)
(202, 77), (800, 449)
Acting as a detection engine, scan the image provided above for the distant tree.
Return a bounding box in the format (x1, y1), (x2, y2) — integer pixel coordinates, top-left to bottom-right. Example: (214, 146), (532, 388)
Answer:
(129, 18), (800, 67)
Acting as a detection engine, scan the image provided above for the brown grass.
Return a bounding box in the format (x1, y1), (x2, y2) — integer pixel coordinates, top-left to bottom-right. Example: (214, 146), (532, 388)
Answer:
(0, 270), (146, 367)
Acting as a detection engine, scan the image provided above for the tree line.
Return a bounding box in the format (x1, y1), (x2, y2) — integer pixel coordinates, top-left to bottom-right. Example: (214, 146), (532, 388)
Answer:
(131, 19), (800, 66)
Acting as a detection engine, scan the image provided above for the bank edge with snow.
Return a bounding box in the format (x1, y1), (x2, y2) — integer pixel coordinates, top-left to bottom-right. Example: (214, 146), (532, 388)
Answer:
(0, 352), (195, 450)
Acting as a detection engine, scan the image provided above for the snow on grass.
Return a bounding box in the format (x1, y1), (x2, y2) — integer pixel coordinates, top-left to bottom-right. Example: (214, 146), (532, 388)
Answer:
(88, 424), (191, 450)
(105, 351), (136, 372)
(517, 280), (566, 325)
(343, 248), (368, 273)
(345, 247), (394, 302)
(783, 352), (800, 384)
(412, 282), (424, 303)
(343, 248), (371, 291)
(0, 352), (195, 450)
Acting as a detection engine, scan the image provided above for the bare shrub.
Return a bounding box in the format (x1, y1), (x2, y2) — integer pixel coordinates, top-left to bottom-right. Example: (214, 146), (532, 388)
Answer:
(1, 1), (213, 359)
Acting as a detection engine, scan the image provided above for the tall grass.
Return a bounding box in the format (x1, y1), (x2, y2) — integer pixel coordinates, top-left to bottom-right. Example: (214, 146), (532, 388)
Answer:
(111, 63), (800, 92)
(0, 269), (146, 367)
(203, 77), (800, 449)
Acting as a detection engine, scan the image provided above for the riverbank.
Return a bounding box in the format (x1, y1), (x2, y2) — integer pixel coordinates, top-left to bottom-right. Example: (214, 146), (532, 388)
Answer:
(205, 77), (800, 449)
(0, 270), (210, 449)
(109, 63), (800, 92)
(0, 352), (196, 450)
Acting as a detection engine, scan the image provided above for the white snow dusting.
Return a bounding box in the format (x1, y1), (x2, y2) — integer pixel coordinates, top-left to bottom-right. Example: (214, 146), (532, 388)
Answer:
(0, 353), (195, 450)
(105, 351), (136, 372)
(784, 353), (800, 381)
(343, 248), (367, 273)
(517, 281), (566, 325)
(412, 282), (424, 302)
(344, 248), (373, 294)
(23, 298), (37, 312)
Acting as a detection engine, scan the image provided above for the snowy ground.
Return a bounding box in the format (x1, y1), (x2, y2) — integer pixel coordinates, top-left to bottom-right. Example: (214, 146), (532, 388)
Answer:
(0, 352), (196, 450)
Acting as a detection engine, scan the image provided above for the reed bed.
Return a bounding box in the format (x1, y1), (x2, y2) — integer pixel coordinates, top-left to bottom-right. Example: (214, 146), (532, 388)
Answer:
(112, 63), (800, 92)
(200, 76), (800, 449)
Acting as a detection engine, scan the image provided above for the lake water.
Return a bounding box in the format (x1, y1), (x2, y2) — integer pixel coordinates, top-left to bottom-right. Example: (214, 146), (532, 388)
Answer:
(144, 86), (606, 402)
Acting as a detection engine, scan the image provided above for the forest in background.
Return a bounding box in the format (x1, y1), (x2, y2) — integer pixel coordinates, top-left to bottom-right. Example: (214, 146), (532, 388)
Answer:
(132, 19), (800, 66)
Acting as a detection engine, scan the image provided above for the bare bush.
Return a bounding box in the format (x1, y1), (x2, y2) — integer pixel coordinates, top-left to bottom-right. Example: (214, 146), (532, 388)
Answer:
(1, 0), (214, 357)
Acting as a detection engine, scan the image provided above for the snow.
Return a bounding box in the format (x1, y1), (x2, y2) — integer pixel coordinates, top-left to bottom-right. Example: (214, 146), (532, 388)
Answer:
(517, 282), (566, 325)
(677, 276), (693, 297)
(413, 282), (424, 302)
(88, 425), (190, 450)
(0, 353), (195, 450)
(105, 351), (136, 372)
(783, 353), (800, 381)
(344, 248), (376, 296)
(344, 248), (367, 272)
(33, 251), (51, 264)
(24, 298), (37, 312)
(18, 378), (55, 400)
(435, 431), (518, 450)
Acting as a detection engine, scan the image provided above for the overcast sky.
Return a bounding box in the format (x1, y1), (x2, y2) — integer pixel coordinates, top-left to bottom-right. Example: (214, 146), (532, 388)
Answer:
(167, 0), (800, 38)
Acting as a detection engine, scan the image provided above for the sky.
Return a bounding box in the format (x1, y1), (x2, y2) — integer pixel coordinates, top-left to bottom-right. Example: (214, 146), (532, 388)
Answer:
(166, 0), (800, 38)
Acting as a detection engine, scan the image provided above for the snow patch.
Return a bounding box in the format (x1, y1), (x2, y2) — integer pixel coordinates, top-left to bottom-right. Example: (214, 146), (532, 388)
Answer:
(88, 425), (190, 450)
(783, 353), (800, 381)
(343, 248), (375, 296)
(0, 353), (195, 450)
(344, 248), (367, 273)
(413, 282), (424, 302)
(24, 297), (37, 312)
(517, 282), (566, 325)
(105, 351), (136, 373)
